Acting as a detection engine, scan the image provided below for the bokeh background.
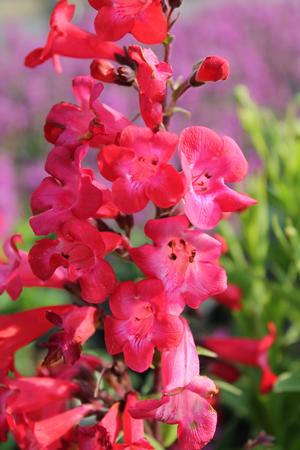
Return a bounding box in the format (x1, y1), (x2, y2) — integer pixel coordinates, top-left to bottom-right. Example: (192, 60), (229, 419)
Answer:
(1, 1), (300, 449)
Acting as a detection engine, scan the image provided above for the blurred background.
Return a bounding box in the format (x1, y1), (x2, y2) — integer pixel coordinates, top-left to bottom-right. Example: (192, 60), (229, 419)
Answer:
(1, 1), (300, 449)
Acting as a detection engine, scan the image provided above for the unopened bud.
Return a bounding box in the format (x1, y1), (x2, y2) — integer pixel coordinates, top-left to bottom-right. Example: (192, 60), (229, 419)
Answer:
(190, 55), (230, 86)
(90, 59), (117, 83)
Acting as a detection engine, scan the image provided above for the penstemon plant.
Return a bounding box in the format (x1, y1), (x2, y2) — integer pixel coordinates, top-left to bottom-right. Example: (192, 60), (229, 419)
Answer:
(0, 1), (277, 449)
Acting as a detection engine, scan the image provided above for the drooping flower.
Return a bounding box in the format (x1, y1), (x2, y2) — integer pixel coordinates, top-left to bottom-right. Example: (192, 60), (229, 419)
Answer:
(130, 319), (218, 450)
(90, 0), (167, 45)
(25, 0), (123, 72)
(179, 126), (256, 229)
(30, 145), (103, 236)
(128, 46), (172, 129)
(29, 219), (121, 303)
(44, 75), (130, 147)
(104, 279), (183, 372)
(203, 322), (278, 393)
(192, 56), (230, 84)
(130, 215), (227, 313)
(43, 306), (99, 365)
(0, 234), (67, 301)
(98, 126), (184, 214)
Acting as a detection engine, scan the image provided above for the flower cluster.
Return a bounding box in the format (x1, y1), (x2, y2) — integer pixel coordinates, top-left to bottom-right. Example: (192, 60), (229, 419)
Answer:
(0, 1), (277, 449)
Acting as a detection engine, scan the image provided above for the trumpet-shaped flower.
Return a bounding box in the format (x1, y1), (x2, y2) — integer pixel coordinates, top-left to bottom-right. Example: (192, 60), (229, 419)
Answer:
(130, 215), (227, 313)
(98, 126), (184, 214)
(45, 75), (130, 147)
(104, 279), (183, 372)
(25, 0), (123, 72)
(90, 0), (167, 45)
(179, 126), (256, 229)
(29, 219), (121, 303)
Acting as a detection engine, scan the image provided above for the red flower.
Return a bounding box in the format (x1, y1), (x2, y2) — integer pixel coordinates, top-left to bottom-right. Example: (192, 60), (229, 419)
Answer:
(25, 0), (123, 72)
(130, 215), (227, 313)
(90, 0), (167, 44)
(45, 75), (130, 147)
(0, 305), (73, 373)
(104, 279), (183, 372)
(128, 46), (172, 129)
(179, 126), (256, 229)
(98, 126), (184, 214)
(30, 145), (103, 235)
(193, 56), (230, 84)
(0, 235), (66, 301)
(213, 284), (243, 310)
(203, 323), (278, 393)
(43, 306), (99, 365)
(29, 219), (121, 303)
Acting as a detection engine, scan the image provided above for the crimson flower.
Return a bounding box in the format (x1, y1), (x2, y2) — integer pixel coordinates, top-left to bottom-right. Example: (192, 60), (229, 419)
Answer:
(30, 145), (103, 235)
(131, 215), (227, 313)
(203, 322), (278, 393)
(29, 219), (121, 303)
(193, 55), (230, 84)
(213, 284), (243, 310)
(128, 46), (172, 129)
(98, 126), (184, 214)
(179, 126), (256, 229)
(0, 305), (73, 373)
(25, 0), (123, 72)
(0, 235), (66, 301)
(90, 0), (167, 44)
(43, 306), (99, 365)
(45, 75), (130, 147)
(104, 279), (183, 372)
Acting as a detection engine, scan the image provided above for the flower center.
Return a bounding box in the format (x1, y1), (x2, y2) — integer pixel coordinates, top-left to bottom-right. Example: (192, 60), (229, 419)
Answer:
(192, 171), (212, 194)
(130, 302), (154, 337)
(132, 154), (159, 180)
(167, 238), (196, 264)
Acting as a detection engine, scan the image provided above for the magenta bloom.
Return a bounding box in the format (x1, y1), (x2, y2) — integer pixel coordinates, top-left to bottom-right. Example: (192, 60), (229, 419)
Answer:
(45, 75), (130, 147)
(90, 0), (167, 44)
(25, 0), (123, 72)
(104, 279), (183, 372)
(130, 319), (218, 450)
(131, 215), (227, 313)
(29, 219), (121, 303)
(129, 46), (172, 129)
(179, 126), (256, 229)
(30, 145), (103, 235)
(98, 126), (184, 214)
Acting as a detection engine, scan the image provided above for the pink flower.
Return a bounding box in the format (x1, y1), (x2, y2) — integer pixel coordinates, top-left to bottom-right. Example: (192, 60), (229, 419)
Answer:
(90, 0), (167, 45)
(193, 55), (230, 84)
(29, 219), (121, 303)
(43, 306), (99, 365)
(30, 145), (103, 235)
(130, 215), (227, 313)
(203, 322), (278, 393)
(130, 320), (218, 450)
(25, 0), (123, 72)
(98, 126), (184, 214)
(104, 279), (183, 372)
(179, 126), (256, 229)
(45, 75), (130, 147)
(0, 235), (66, 301)
(128, 46), (172, 129)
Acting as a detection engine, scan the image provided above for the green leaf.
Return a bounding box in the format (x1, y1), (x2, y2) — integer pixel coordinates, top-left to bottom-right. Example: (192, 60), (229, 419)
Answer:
(274, 372), (300, 393)
(216, 380), (243, 397)
(196, 346), (217, 358)
(161, 423), (178, 447)
(144, 434), (165, 450)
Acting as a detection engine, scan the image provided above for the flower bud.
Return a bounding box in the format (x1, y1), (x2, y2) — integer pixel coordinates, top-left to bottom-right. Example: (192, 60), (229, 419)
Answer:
(168, 0), (183, 8)
(191, 55), (230, 85)
(90, 59), (117, 83)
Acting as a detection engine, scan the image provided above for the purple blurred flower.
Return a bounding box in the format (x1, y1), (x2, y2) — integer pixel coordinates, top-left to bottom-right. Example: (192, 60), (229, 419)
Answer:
(0, 154), (19, 240)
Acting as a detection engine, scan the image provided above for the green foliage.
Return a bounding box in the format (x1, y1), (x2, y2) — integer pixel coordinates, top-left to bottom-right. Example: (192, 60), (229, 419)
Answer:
(212, 87), (300, 449)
